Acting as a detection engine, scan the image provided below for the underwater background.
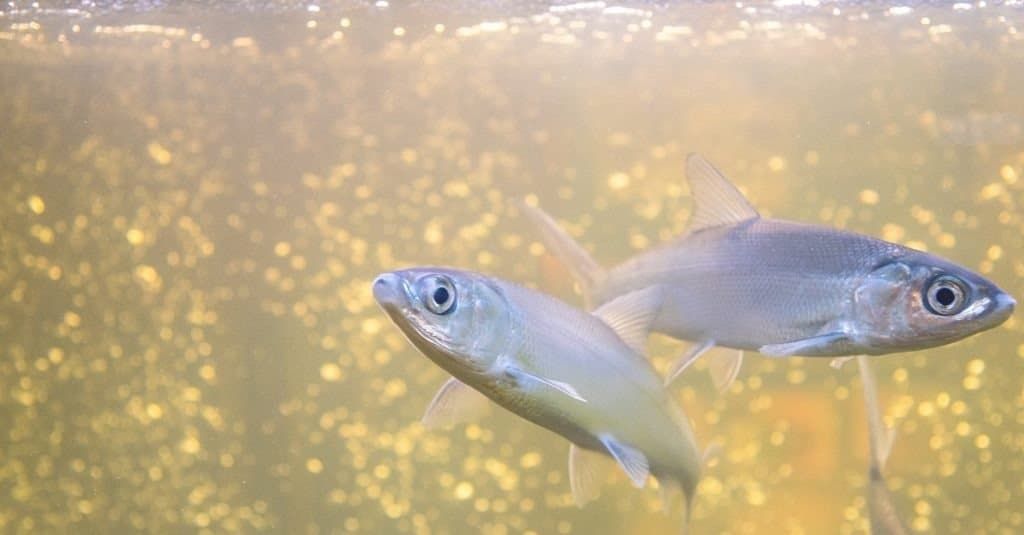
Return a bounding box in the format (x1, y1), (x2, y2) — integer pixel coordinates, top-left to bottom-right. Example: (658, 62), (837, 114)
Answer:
(1, 1), (1023, 533)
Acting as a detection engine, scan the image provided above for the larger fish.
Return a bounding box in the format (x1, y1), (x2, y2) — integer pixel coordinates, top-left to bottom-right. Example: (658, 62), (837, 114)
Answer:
(523, 154), (1015, 387)
(856, 356), (909, 534)
(372, 267), (704, 530)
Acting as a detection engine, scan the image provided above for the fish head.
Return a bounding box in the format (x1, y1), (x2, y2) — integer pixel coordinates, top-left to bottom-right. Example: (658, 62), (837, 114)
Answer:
(372, 267), (519, 373)
(852, 255), (1015, 352)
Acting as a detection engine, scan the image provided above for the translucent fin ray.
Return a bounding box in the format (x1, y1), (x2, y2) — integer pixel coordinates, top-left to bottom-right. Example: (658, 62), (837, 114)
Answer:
(568, 444), (606, 507)
(708, 349), (743, 392)
(507, 367), (587, 403)
(421, 377), (491, 430)
(518, 200), (606, 307)
(759, 332), (849, 357)
(685, 153), (759, 233)
(592, 287), (664, 356)
(599, 434), (650, 488)
(664, 339), (714, 387)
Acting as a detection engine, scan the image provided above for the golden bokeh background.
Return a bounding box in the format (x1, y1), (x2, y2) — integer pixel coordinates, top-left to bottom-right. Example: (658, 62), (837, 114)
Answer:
(1, 2), (1023, 533)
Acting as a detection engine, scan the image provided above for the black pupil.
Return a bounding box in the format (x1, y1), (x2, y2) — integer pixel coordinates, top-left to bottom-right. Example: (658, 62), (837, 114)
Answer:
(433, 286), (450, 305)
(935, 286), (956, 307)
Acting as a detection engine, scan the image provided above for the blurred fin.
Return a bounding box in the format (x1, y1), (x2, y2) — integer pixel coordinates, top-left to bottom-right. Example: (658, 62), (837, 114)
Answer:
(685, 153), (759, 233)
(856, 356), (895, 473)
(599, 434), (650, 488)
(708, 349), (743, 392)
(881, 426), (897, 469)
(421, 377), (491, 430)
(658, 478), (680, 515)
(592, 287), (663, 356)
(701, 442), (723, 466)
(568, 444), (606, 507)
(759, 332), (849, 357)
(830, 356), (855, 370)
(518, 200), (606, 308)
(664, 339), (714, 387)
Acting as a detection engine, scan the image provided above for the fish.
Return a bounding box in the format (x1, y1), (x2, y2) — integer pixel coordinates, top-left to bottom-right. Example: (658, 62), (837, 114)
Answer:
(372, 267), (705, 531)
(856, 356), (909, 534)
(521, 153), (1016, 389)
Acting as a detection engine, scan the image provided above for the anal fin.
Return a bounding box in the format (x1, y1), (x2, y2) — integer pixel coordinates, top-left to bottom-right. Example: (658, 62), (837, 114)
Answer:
(759, 332), (850, 357)
(599, 434), (650, 488)
(568, 444), (608, 507)
(421, 377), (491, 430)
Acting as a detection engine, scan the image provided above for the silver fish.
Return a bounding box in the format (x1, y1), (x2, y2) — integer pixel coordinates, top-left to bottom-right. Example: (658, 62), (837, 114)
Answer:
(856, 356), (909, 535)
(523, 154), (1015, 388)
(373, 267), (704, 530)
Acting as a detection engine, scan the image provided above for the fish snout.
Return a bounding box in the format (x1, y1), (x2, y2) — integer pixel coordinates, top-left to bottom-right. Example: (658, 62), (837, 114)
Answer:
(372, 272), (408, 309)
(992, 291), (1016, 322)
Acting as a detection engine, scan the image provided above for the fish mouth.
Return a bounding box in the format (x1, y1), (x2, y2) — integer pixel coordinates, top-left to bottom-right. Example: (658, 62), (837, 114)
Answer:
(372, 272), (410, 312)
(990, 291), (1016, 324)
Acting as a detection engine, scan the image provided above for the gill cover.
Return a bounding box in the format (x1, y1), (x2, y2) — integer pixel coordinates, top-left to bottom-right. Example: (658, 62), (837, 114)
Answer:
(852, 259), (1010, 353)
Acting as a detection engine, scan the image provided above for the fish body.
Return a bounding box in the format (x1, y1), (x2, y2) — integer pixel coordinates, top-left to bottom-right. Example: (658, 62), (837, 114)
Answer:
(373, 267), (702, 524)
(523, 154), (1015, 385)
(856, 356), (909, 535)
(599, 216), (1006, 356)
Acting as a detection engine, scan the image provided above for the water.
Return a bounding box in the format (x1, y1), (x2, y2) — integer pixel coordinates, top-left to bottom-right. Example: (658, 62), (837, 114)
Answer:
(1, 1), (1023, 533)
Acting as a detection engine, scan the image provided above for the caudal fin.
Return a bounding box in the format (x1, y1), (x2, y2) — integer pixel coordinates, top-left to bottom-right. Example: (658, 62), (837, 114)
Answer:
(518, 200), (607, 308)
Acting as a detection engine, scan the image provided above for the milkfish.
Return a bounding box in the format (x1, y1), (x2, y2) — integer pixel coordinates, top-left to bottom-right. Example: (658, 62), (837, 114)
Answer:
(856, 356), (909, 535)
(522, 154), (1016, 389)
(372, 267), (707, 531)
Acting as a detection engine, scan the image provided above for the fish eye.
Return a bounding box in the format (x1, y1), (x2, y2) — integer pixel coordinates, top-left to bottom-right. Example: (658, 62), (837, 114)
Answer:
(924, 275), (968, 316)
(420, 275), (456, 315)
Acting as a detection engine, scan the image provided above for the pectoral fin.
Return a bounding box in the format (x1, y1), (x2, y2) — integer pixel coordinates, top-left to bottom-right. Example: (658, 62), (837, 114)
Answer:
(759, 332), (850, 357)
(506, 367), (587, 403)
(664, 339), (715, 387)
(421, 377), (491, 430)
(599, 434), (650, 488)
(568, 444), (608, 507)
(592, 287), (663, 356)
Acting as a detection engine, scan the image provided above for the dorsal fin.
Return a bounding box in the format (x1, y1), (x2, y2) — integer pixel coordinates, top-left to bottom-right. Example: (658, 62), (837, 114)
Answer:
(685, 153), (759, 232)
(592, 286), (663, 355)
(518, 200), (607, 309)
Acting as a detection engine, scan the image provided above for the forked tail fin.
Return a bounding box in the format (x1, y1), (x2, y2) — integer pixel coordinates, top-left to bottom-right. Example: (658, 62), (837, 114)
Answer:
(518, 200), (607, 309)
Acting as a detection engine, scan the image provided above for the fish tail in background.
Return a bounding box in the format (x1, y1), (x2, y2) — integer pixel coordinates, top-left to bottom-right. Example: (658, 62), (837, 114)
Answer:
(856, 355), (896, 478)
(680, 478), (694, 535)
(518, 200), (607, 308)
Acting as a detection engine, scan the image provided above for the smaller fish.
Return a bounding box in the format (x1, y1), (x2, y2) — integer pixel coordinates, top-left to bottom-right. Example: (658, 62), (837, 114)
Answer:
(857, 356), (909, 535)
(373, 267), (706, 532)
